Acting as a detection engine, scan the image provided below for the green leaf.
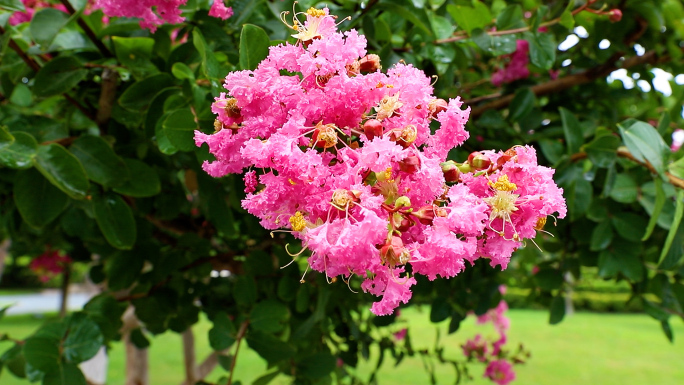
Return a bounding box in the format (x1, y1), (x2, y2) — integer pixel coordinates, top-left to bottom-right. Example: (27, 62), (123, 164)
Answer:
(668, 156), (684, 179)
(661, 320), (674, 343)
(429, 296), (451, 323)
(245, 330), (295, 364)
(589, 220), (613, 251)
(130, 328), (150, 349)
(0, 0), (25, 12)
(118, 74), (175, 111)
(527, 32), (556, 70)
(162, 108), (197, 152)
(239, 24), (270, 71)
(559, 108), (583, 155)
(535, 268), (563, 291)
(33, 56), (88, 98)
(34, 143), (90, 200)
(659, 189), (684, 265)
(30, 9), (69, 48)
(508, 88), (535, 122)
(250, 300), (290, 334)
(376, 3), (433, 37)
(567, 178), (593, 220)
(618, 119), (668, 176)
(0, 132), (38, 169)
(83, 294), (126, 341)
(112, 36), (158, 80)
(297, 352), (336, 379)
(611, 212), (646, 240)
(0, 125), (14, 149)
(93, 193), (136, 250)
(171, 62), (195, 81)
(643, 178), (666, 240)
(106, 250), (144, 291)
(496, 5), (525, 30)
(447, 3), (491, 35)
(471, 30), (517, 56)
(70, 136), (129, 187)
(23, 336), (61, 372)
(14, 168), (69, 228)
(584, 135), (619, 167)
(428, 13), (455, 40)
(447, 311), (464, 334)
(252, 370), (280, 385)
(598, 250), (620, 278)
(609, 174), (638, 203)
(233, 276), (257, 308)
(63, 313), (103, 364)
(549, 295), (565, 325)
(43, 363), (87, 385)
(113, 159), (161, 197)
(208, 312), (237, 351)
(192, 28), (221, 81)
(559, 9), (575, 30)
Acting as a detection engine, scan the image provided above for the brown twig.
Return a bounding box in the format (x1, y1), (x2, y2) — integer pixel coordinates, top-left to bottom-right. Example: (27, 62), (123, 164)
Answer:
(0, 26), (41, 72)
(572, 148), (684, 190)
(468, 50), (660, 119)
(58, 0), (112, 57)
(227, 320), (250, 385)
(95, 68), (118, 129)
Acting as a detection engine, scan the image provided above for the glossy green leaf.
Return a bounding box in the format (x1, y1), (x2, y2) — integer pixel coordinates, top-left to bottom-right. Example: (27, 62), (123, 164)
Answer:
(93, 193), (136, 250)
(428, 13), (455, 40)
(192, 28), (220, 81)
(23, 336), (61, 372)
(0, 131), (37, 169)
(471, 30), (517, 56)
(585, 135), (619, 167)
(246, 330), (295, 364)
(0, 0), (25, 12)
(659, 189), (684, 265)
(33, 56), (88, 97)
(508, 88), (535, 122)
(250, 300), (290, 334)
(496, 4), (525, 30)
(589, 220), (613, 251)
(34, 143), (90, 200)
(208, 312), (237, 351)
(376, 3), (433, 37)
(447, 3), (491, 35)
(297, 352), (336, 379)
(63, 313), (103, 364)
(130, 328), (150, 349)
(611, 212), (647, 240)
(30, 8), (69, 48)
(668, 156), (684, 179)
(618, 119), (668, 176)
(567, 178), (593, 220)
(429, 296), (451, 323)
(171, 62), (195, 81)
(643, 178), (666, 241)
(528, 32), (556, 70)
(559, 9), (575, 30)
(14, 168), (69, 228)
(233, 276), (257, 307)
(118, 74), (174, 111)
(112, 36), (158, 80)
(535, 269), (563, 291)
(43, 363), (87, 385)
(113, 159), (161, 197)
(162, 108), (197, 152)
(609, 174), (638, 203)
(560, 108), (583, 155)
(239, 24), (270, 71)
(70, 136), (129, 187)
(549, 295), (565, 325)
(0, 125), (14, 149)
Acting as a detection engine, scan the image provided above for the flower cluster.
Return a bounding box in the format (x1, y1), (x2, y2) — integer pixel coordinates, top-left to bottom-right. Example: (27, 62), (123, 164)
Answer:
(93, 0), (232, 31)
(463, 290), (520, 385)
(8, 0), (67, 26)
(29, 249), (72, 283)
(491, 40), (530, 87)
(196, 7), (566, 315)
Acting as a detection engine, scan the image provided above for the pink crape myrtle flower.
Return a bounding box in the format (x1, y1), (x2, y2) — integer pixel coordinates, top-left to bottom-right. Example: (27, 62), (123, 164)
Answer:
(94, 0), (187, 32)
(9, 0), (68, 26)
(208, 0), (233, 20)
(491, 40), (530, 86)
(393, 328), (407, 341)
(29, 249), (72, 282)
(484, 359), (516, 385)
(462, 334), (488, 362)
(196, 7), (566, 315)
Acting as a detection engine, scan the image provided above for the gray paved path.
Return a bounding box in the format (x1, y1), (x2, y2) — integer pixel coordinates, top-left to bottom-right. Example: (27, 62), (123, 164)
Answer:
(0, 292), (91, 315)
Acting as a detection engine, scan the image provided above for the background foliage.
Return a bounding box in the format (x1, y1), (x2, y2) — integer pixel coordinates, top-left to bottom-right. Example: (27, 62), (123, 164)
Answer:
(0, 0), (683, 384)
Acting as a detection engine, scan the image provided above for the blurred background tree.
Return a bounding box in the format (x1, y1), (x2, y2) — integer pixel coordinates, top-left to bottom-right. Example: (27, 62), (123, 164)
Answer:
(0, 0), (683, 384)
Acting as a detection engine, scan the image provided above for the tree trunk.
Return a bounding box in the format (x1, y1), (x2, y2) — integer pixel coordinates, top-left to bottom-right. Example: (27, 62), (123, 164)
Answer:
(122, 306), (149, 385)
(181, 328), (197, 385)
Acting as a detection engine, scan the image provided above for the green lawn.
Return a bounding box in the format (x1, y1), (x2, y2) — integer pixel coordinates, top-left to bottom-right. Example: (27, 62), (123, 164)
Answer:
(1, 309), (683, 385)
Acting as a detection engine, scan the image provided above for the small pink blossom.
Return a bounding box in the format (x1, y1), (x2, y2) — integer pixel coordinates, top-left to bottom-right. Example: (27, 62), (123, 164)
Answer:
(462, 334), (488, 362)
(29, 249), (71, 283)
(484, 359), (516, 385)
(491, 40), (530, 87)
(208, 0), (233, 20)
(672, 129), (684, 152)
(393, 328), (407, 341)
(244, 170), (257, 193)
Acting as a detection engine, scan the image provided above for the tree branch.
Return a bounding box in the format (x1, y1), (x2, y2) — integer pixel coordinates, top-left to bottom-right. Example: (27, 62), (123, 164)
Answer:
(227, 320), (250, 385)
(467, 50), (660, 119)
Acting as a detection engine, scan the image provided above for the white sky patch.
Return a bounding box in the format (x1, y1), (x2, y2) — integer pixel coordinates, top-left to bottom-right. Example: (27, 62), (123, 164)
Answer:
(599, 39), (611, 49)
(675, 74), (684, 85)
(637, 80), (652, 92)
(608, 69), (634, 89)
(574, 26), (589, 38)
(632, 73), (640, 79)
(562, 59), (572, 67)
(634, 43), (646, 56)
(558, 34), (579, 51)
(651, 68), (673, 96)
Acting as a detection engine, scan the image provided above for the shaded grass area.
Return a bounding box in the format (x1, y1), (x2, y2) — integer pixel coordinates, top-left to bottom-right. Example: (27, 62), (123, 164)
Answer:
(1, 309), (683, 385)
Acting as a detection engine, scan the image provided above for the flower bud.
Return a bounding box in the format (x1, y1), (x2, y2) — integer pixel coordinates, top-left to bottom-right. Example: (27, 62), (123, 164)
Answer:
(363, 119), (383, 140)
(411, 205), (448, 226)
(312, 123), (338, 148)
(399, 155), (421, 173)
(609, 9), (622, 22)
(380, 236), (410, 267)
(440, 161), (460, 182)
(496, 148), (517, 167)
(428, 98), (448, 118)
(395, 196), (411, 208)
(389, 125), (417, 148)
(358, 54), (381, 73)
(468, 152), (492, 170)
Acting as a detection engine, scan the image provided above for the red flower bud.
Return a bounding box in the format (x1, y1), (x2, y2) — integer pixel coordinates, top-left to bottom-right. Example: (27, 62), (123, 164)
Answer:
(468, 152), (491, 170)
(359, 54), (381, 73)
(411, 205), (448, 226)
(363, 119), (383, 140)
(399, 155), (421, 173)
(428, 98), (448, 118)
(440, 161), (461, 182)
(609, 9), (622, 23)
(380, 236), (410, 267)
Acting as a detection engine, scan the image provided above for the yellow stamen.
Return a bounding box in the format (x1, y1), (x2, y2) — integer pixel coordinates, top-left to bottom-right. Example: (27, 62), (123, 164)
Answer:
(289, 211), (307, 232)
(306, 7), (326, 17)
(535, 216), (547, 230)
(489, 175), (517, 192)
